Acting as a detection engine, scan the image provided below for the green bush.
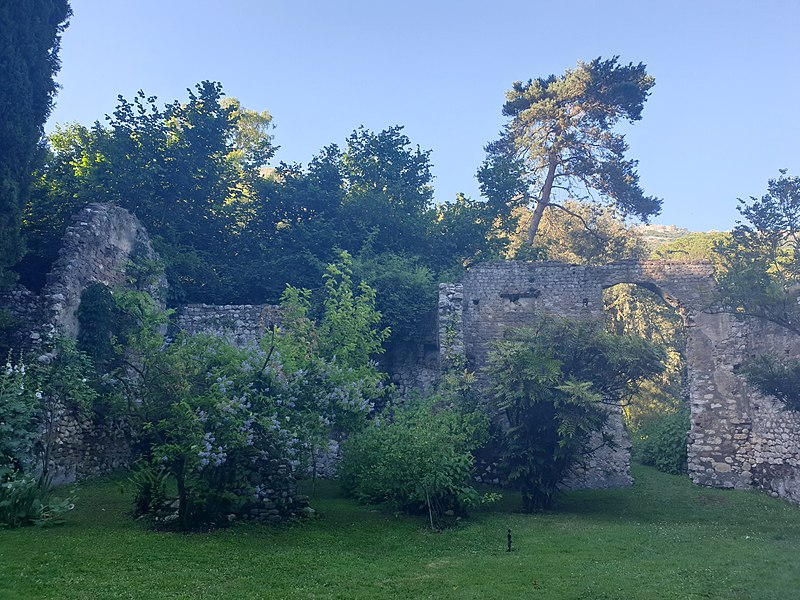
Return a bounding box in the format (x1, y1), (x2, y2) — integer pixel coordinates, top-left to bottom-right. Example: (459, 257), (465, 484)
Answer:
(0, 474), (74, 528)
(486, 319), (666, 511)
(0, 356), (38, 480)
(632, 410), (689, 475)
(339, 397), (489, 527)
(129, 461), (170, 518)
(352, 250), (436, 344)
(1, 348), (87, 527)
(109, 252), (390, 529)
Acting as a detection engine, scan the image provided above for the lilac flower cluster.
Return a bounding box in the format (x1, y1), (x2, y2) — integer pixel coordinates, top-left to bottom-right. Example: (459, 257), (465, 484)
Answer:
(197, 432), (227, 468)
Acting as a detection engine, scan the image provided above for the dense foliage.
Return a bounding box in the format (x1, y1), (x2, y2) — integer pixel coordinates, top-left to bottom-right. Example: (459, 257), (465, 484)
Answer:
(715, 171), (800, 335)
(339, 396), (489, 527)
(20, 96), (495, 321)
(94, 254), (389, 529)
(0, 0), (71, 286)
(0, 341), (93, 527)
(715, 172), (800, 409)
(740, 356), (800, 412)
(478, 56), (661, 248)
(486, 319), (665, 511)
(22, 83), (275, 300)
(604, 283), (686, 429)
(0, 359), (38, 482)
(651, 231), (729, 261)
(632, 410), (690, 474)
(508, 200), (649, 263)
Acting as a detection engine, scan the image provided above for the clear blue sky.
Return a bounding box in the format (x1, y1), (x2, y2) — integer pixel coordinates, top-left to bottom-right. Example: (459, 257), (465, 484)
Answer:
(47, 0), (800, 232)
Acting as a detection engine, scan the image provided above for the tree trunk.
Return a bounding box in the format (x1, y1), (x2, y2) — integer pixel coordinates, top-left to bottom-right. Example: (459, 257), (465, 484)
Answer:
(526, 155), (558, 246)
(176, 458), (189, 530)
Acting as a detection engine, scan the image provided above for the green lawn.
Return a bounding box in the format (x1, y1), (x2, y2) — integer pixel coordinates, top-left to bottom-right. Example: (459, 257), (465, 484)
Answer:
(1, 465), (799, 600)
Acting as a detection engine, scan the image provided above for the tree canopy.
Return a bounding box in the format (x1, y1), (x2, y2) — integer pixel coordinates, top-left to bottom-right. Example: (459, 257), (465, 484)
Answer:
(478, 56), (661, 248)
(714, 172), (800, 410)
(715, 171), (800, 335)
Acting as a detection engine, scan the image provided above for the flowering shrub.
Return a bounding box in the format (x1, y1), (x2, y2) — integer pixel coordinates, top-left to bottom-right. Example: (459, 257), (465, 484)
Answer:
(0, 357), (38, 482)
(129, 335), (298, 528)
(0, 353), (79, 527)
(121, 252), (390, 529)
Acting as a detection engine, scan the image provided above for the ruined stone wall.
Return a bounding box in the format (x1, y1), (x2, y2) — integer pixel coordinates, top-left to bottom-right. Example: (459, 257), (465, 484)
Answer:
(0, 286), (46, 348)
(439, 262), (636, 490)
(688, 316), (800, 502)
(45, 404), (133, 485)
(174, 303), (282, 347)
(43, 203), (166, 338)
(0, 204), (163, 483)
(441, 260), (800, 501)
(174, 304), (441, 394)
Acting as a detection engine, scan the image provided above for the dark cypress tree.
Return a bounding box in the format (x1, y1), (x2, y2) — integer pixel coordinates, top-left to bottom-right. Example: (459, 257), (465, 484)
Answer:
(0, 0), (71, 286)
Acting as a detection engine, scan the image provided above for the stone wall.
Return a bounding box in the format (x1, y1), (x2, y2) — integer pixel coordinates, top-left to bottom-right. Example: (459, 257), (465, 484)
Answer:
(174, 303), (282, 347)
(382, 309), (440, 395)
(43, 203), (166, 338)
(1, 203), (165, 349)
(0, 285), (46, 348)
(441, 260), (800, 501)
(173, 303), (441, 395)
(0, 204), (164, 483)
(44, 404), (133, 485)
(687, 316), (800, 501)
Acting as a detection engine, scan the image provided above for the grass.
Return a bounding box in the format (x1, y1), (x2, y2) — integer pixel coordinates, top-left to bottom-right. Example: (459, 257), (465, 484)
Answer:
(1, 465), (799, 599)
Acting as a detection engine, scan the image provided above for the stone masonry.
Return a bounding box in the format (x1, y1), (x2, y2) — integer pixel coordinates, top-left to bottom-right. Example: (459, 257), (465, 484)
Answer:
(175, 304), (283, 347)
(1, 204), (164, 483)
(5, 204), (800, 501)
(439, 260), (800, 502)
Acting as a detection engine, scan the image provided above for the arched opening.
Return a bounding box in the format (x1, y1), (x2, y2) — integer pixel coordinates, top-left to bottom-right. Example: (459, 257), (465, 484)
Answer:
(602, 282), (690, 475)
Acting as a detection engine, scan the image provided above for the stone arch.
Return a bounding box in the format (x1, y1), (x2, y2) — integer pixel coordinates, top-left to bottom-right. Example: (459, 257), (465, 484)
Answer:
(439, 260), (800, 503)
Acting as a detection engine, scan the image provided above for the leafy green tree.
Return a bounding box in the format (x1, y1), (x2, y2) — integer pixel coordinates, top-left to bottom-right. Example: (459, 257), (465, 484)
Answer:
(339, 126), (435, 255)
(352, 250), (436, 344)
(317, 251), (390, 368)
(22, 83), (275, 302)
(428, 193), (506, 274)
(234, 150), (345, 302)
(716, 171), (800, 335)
(486, 319), (665, 511)
(18, 123), (99, 290)
(478, 57), (661, 248)
(0, 0), (71, 286)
